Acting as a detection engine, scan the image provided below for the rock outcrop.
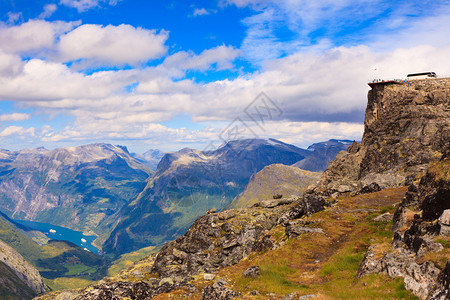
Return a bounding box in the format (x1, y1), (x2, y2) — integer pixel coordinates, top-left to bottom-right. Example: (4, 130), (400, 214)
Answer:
(316, 78), (450, 193)
(358, 149), (450, 299)
(0, 238), (46, 297)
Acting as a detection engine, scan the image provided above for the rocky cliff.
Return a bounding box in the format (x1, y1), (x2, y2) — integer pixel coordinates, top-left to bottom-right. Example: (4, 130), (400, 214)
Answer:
(316, 78), (450, 193)
(358, 149), (450, 299)
(0, 238), (46, 298)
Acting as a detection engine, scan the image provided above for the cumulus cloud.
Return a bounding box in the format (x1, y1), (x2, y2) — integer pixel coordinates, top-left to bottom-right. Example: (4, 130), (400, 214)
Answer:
(0, 58), (135, 101)
(0, 51), (25, 77)
(0, 113), (31, 122)
(0, 21), (168, 68)
(57, 24), (169, 67)
(39, 4), (58, 19)
(0, 20), (77, 55)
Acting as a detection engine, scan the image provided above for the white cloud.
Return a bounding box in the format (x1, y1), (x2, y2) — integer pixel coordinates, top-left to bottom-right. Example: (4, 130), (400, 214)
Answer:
(0, 51), (25, 77)
(160, 45), (241, 76)
(223, 0), (450, 65)
(57, 24), (169, 67)
(60, 0), (119, 12)
(0, 58), (132, 101)
(0, 113), (31, 122)
(193, 8), (210, 16)
(0, 2), (449, 152)
(0, 20), (77, 55)
(0, 126), (35, 138)
(39, 4), (58, 19)
(0, 21), (168, 68)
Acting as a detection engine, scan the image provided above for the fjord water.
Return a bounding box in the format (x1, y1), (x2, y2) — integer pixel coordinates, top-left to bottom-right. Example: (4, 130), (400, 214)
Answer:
(13, 219), (99, 253)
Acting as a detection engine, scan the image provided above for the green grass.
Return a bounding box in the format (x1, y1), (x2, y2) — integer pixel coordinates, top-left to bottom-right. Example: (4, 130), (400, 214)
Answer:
(436, 238), (450, 248)
(234, 262), (309, 295)
(320, 248), (365, 277)
(43, 277), (94, 291)
(63, 264), (96, 276)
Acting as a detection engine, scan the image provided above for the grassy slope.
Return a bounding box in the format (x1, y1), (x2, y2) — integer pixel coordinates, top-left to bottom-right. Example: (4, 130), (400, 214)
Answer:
(154, 187), (419, 299)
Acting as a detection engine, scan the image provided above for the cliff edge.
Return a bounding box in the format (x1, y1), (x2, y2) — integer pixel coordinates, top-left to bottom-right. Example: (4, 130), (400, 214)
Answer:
(317, 78), (449, 193)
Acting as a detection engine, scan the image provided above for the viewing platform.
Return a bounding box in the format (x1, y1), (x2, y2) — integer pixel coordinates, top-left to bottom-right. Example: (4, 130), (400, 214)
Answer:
(368, 78), (405, 88)
(368, 72), (444, 88)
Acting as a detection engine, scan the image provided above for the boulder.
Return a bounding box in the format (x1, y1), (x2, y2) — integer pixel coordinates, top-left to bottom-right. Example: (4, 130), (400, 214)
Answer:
(286, 226), (324, 238)
(439, 209), (450, 226)
(359, 182), (381, 194)
(282, 292), (298, 299)
(242, 266), (260, 278)
(373, 212), (393, 222)
(337, 185), (352, 193)
(439, 209), (450, 235)
(204, 273), (215, 281)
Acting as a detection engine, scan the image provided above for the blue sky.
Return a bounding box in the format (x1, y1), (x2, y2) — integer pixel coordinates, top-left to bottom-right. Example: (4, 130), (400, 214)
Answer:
(0, 0), (449, 153)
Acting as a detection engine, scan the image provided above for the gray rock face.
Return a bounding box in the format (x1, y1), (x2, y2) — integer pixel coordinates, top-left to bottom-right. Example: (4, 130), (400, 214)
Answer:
(69, 194), (327, 299)
(316, 78), (450, 193)
(360, 151), (450, 299)
(359, 182), (382, 194)
(439, 210), (450, 235)
(439, 210), (450, 225)
(72, 281), (178, 300)
(150, 208), (279, 281)
(373, 212), (393, 222)
(0, 239), (46, 295)
(357, 246), (441, 299)
(429, 262), (450, 300)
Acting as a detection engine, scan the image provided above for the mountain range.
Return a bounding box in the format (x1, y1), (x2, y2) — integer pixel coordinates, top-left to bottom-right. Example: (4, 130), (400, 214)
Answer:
(103, 138), (319, 254)
(0, 138), (351, 257)
(0, 143), (152, 247)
